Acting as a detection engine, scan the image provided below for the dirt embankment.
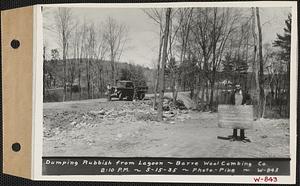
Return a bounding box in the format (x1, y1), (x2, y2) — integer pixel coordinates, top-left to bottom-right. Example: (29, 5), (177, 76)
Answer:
(43, 95), (290, 158)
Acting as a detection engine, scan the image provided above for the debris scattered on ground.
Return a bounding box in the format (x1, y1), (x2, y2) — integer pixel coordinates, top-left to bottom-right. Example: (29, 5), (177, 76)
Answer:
(89, 110), (105, 115)
(162, 92), (194, 109)
(43, 99), (194, 138)
(161, 97), (187, 111)
(43, 95), (290, 158)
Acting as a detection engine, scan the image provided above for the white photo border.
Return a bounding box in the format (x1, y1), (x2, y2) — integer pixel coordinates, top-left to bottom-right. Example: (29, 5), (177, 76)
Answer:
(33, 1), (298, 183)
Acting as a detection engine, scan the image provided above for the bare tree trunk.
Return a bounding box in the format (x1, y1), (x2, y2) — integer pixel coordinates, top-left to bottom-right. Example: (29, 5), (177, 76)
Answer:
(157, 8), (171, 121)
(209, 70), (216, 109)
(278, 78), (284, 116)
(171, 74), (175, 104)
(98, 67), (102, 98)
(216, 81), (220, 105)
(86, 60), (90, 99)
(110, 52), (115, 85)
(200, 80), (205, 107)
(170, 58), (177, 105)
(190, 84), (194, 99)
(174, 81), (178, 99)
(286, 62), (290, 116)
(205, 80), (209, 107)
(193, 73), (200, 109)
(153, 68), (159, 108)
(78, 60), (82, 99)
(210, 10), (217, 110)
(256, 7), (265, 118)
(63, 47), (67, 102)
(91, 80), (94, 99)
(251, 7), (260, 119)
(54, 8), (73, 102)
(262, 89), (267, 118)
(70, 80), (73, 100)
(153, 33), (163, 109)
(101, 77), (105, 98)
(168, 17), (177, 105)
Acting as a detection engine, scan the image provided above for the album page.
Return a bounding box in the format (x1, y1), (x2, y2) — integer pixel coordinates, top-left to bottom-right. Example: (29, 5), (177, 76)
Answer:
(31, 2), (297, 183)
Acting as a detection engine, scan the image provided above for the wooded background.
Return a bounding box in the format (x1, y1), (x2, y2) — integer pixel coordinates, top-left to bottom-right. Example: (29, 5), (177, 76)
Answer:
(43, 7), (291, 119)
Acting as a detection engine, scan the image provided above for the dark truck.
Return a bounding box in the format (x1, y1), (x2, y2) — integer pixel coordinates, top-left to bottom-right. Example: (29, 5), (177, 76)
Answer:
(107, 80), (148, 101)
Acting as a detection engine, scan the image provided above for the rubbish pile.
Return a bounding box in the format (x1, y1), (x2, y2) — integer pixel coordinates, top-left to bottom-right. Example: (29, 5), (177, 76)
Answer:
(162, 97), (187, 111)
(44, 98), (194, 138)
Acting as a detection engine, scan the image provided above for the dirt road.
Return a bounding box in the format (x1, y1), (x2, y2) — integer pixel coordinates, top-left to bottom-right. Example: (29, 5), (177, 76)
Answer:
(43, 97), (289, 158)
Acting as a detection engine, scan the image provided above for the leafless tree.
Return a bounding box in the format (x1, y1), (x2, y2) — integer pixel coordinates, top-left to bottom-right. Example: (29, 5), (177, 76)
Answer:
(145, 8), (190, 106)
(157, 8), (172, 121)
(153, 33), (164, 108)
(54, 7), (74, 101)
(95, 26), (108, 97)
(190, 8), (214, 107)
(86, 23), (97, 99)
(143, 8), (165, 109)
(173, 8), (194, 101)
(70, 22), (81, 100)
(263, 43), (276, 114)
(143, 8), (164, 108)
(103, 17), (128, 85)
(190, 8), (239, 109)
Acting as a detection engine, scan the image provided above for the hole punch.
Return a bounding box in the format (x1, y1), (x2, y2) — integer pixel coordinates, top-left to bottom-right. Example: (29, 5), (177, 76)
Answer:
(10, 39), (20, 49)
(12, 143), (21, 152)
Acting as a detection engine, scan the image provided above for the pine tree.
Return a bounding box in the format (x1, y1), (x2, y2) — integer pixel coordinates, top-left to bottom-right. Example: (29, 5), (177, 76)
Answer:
(273, 14), (291, 116)
(273, 14), (291, 63)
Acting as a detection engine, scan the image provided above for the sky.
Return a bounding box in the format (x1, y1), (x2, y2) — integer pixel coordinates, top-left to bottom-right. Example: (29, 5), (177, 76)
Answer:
(43, 6), (291, 68)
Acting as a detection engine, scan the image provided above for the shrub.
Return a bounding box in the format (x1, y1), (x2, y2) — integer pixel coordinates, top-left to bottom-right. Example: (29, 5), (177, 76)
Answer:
(44, 92), (61, 102)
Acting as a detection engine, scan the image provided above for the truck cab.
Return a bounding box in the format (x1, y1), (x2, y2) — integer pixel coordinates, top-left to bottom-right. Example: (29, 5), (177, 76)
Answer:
(107, 80), (147, 101)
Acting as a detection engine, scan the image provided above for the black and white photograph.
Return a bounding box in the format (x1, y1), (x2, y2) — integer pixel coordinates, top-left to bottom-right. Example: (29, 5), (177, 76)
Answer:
(39, 2), (297, 180)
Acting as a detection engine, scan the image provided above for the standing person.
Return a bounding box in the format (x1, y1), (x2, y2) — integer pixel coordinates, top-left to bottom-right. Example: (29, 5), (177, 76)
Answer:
(231, 84), (246, 140)
(218, 84), (252, 142)
(234, 85), (243, 105)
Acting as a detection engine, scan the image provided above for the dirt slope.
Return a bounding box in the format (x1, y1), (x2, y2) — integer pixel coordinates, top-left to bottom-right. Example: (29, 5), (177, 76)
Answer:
(43, 99), (289, 158)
